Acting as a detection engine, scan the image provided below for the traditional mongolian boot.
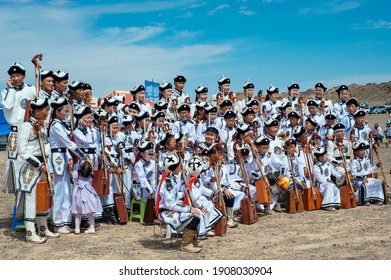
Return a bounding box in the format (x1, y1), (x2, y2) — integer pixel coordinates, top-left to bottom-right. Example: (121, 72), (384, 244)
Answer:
(226, 207), (238, 228)
(26, 221), (47, 244)
(192, 231), (204, 248)
(37, 215), (60, 238)
(180, 228), (202, 253)
(104, 207), (119, 225)
(264, 204), (272, 215)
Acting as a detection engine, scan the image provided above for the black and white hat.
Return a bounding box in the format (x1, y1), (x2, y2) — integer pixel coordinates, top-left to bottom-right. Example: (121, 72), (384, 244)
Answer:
(128, 102), (141, 112)
(200, 146), (214, 156)
(243, 80), (254, 90)
(205, 104), (218, 114)
(284, 138), (297, 147)
(50, 96), (69, 110)
(93, 108), (108, 120)
(336, 85), (348, 94)
(52, 69), (69, 82)
(306, 99), (318, 107)
(68, 80), (84, 91)
(177, 103), (191, 112)
(278, 100), (291, 111)
(325, 113), (337, 120)
(7, 62), (26, 75)
(254, 135), (270, 146)
(352, 141), (367, 151)
(40, 69), (53, 80)
(333, 122), (345, 131)
(195, 85), (208, 94)
(305, 116), (318, 127)
(174, 74), (187, 82)
(246, 99), (259, 108)
(131, 84), (145, 95)
(236, 122), (251, 133)
(288, 111), (300, 119)
(267, 85), (279, 94)
(315, 82), (327, 91)
(151, 111), (165, 121)
(346, 98), (359, 107)
(162, 153), (181, 172)
(220, 99), (233, 108)
(288, 82), (300, 91)
(74, 106), (92, 119)
(159, 82), (172, 92)
(217, 75), (230, 85)
(353, 110), (366, 118)
(242, 107), (255, 117)
(114, 94), (125, 104)
(195, 100), (207, 109)
(264, 117), (279, 127)
(186, 156), (204, 177)
(30, 96), (49, 110)
(271, 113), (283, 121)
(134, 110), (150, 121)
(205, 126), (219, 135)
(224, 109), (237, 119)
(292, 126), (306, 139)
(138, 140), (154, 152)
(84, 83), (92, 92)
(154, 100), (168, 110)
(107, 115), (118, 126)
(104, 96), (119, 106)
(121, 114), (134, 126)
(160, 132), (175, 147)
(314, 146), (327, 157)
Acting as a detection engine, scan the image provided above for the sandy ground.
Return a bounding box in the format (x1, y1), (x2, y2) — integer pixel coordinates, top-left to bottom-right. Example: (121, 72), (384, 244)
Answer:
(1, 113), (391, 260)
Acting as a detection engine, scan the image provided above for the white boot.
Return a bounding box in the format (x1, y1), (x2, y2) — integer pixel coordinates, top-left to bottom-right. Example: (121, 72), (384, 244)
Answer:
(74, 214), (81, 234)
(37, 216), (60, 238)
(226, 207), (238, 228)
(26, 221), (47, 244)
(84, 213), (95, 234)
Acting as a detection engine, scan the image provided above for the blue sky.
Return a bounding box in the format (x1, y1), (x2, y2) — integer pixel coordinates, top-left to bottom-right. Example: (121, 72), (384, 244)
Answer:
(1, 0), (390, 100)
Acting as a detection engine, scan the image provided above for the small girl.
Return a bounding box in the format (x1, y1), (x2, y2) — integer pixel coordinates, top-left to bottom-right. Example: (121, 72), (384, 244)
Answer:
(71, 160), (103, 234)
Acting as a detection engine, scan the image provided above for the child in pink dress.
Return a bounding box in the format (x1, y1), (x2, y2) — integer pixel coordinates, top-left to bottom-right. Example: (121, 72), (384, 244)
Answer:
(71, 160), (103, 234)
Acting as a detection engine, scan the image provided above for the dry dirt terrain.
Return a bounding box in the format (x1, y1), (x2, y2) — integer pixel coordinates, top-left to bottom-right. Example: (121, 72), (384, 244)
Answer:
(1, 114), (391, 260)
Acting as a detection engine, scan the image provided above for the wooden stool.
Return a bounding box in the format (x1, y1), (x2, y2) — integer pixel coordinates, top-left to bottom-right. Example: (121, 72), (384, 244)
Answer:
(153, 218), (179, 249)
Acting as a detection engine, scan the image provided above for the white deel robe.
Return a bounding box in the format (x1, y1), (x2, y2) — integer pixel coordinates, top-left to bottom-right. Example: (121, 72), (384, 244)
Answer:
(313, 161), (341, 208)
(350, 157), (384, 204)
(1, 84), (36, 193)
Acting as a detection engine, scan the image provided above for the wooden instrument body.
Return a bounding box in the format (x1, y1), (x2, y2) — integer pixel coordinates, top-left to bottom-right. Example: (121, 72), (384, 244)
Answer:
(144, 197), (156, 224)
(92, 169), (109, 195)
(303, 187), (322, 211)
(36, 180), (53, 212)
(339, 185), (357, 209)
(367, 173), (378, 179)
(241, 194), (258, 224)
(113, 192), (128, 224)
(213, 198), (227, 236)
(285, 189), (304, 213)
(255, 178), (273, 204)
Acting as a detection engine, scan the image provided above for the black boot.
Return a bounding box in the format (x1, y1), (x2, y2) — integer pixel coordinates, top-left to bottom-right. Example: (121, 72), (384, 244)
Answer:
(103, 207), (119, 225)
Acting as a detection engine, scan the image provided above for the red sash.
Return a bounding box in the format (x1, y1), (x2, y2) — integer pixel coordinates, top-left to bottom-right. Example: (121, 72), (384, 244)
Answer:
(155, 171), (170, 217)
(183, 176), (198, 206)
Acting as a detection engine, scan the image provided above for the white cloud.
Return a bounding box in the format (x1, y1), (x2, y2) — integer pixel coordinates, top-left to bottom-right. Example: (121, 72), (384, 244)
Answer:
(176, 12), (194, 18)
(300, 1), (360, 15)
(352, 20), (391, 30)
(102, 25), (168, 43)
(239, 6), (256, 16)
(207, 4), (230, 16)
(182, 1), (208, 10)
(0, 2), (232, 98)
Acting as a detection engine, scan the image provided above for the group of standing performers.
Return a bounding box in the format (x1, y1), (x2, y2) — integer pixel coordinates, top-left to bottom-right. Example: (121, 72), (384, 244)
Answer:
(2, 57), (388, 253)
